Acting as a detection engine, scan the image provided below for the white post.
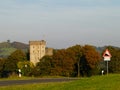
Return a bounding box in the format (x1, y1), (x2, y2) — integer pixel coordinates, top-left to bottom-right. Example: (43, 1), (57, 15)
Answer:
(102, 70), (104, 75)
(18, 69), (21, 77)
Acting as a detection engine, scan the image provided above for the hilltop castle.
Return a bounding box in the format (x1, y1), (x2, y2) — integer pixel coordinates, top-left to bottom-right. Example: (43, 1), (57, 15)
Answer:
(29, 40), (53, 65)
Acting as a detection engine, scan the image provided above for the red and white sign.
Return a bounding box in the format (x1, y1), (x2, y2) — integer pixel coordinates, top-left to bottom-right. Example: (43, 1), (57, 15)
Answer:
(103, 49), (112, 61)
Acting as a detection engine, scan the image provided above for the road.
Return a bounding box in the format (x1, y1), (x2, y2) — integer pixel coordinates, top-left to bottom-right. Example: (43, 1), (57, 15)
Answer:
(0, 78), (78, 86)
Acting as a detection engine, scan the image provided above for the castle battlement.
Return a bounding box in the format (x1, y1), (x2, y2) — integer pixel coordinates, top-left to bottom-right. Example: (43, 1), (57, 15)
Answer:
(29, 40), (46, 45)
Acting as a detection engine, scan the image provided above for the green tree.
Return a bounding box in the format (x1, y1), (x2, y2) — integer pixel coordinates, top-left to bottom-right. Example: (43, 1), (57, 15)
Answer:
(17, 61), (34, 76)
(4, 49), (27, 76)
(29, 56), (53, 76)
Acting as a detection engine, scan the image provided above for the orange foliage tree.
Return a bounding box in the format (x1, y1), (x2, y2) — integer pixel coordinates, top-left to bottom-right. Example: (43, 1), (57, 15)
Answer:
(52, 49), (74, 76)
(82, 45), (101, 75)
(83, 45), (101, 69)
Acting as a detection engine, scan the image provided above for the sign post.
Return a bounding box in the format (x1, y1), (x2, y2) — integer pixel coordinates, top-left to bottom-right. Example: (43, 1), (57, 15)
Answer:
(103, 49), (112, 75)
(106, 61), (109, 75)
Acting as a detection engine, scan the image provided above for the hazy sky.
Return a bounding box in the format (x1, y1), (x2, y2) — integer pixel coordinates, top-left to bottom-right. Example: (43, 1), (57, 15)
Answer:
(0, 0), (120, 48)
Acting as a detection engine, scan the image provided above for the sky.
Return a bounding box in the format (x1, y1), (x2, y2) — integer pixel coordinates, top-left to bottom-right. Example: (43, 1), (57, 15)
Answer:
(0, 0), (120, 49)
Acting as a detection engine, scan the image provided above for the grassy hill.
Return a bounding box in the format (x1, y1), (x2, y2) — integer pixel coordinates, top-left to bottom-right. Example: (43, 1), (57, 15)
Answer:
(0, 47), (17, 58)
(0, 41), (28, 58)
(0, 74), (120, 90)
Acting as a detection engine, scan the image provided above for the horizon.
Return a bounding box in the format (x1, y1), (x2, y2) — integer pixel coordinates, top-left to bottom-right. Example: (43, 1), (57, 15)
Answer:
(0, 40), (120, 49)
(0, 0), (120, 49)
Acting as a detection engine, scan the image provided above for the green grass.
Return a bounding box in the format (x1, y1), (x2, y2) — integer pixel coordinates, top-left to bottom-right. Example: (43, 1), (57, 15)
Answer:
(0, 74), (120, 90)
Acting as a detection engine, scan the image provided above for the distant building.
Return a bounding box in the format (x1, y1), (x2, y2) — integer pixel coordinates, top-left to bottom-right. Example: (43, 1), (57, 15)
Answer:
(29, 40), (46, 65)
(29, 40), (53, 65)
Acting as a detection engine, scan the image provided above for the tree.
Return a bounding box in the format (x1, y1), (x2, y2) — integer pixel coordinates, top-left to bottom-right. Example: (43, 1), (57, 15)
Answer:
(0, 58), (5, 77)
(29, 56), (53, 76)
(51, 45), (83, 77)
(4, 49), (27, 76)
(29, 44), (102, 77)
(17, 61), (34, 76)
(66, 45), (83, 77)
(82, 45), (101, 76)
(52, 49), (68, 76)
(8, 49), (27, 62)
(48, 49), (75, 77)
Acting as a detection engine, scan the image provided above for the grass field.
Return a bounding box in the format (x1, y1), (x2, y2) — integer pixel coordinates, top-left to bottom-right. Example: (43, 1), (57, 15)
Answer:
(0, 74), (120, 90)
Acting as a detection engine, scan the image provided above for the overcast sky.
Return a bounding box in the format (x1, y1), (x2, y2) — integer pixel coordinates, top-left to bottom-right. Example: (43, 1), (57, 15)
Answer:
(0, 0), (120, 48)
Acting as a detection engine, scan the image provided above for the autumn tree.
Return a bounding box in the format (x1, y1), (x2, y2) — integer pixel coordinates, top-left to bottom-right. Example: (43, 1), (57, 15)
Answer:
(29, 44), (102, 77)
(82, 45), (101, 76)
(66, 45), (83, 77)
(50, 45), (83, 77)
(52, 49), (69, 76)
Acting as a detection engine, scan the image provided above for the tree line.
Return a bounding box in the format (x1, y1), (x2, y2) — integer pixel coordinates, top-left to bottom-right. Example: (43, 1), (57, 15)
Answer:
(0, 45), (120, 78)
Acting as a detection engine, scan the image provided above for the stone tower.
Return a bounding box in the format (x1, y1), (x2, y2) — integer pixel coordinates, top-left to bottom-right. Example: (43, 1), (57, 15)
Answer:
(29, 40), (46, 65)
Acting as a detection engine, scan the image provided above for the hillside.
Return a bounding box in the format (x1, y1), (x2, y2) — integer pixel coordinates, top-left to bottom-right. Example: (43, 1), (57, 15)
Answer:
(11, 41), (29, 49)
(95, 46), (120, 54)
(0, 41), (29, 58)
(0, 40), (119, 58)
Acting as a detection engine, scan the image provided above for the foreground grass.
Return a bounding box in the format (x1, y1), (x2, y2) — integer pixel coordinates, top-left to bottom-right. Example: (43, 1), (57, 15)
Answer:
(0, 74), (120, 90)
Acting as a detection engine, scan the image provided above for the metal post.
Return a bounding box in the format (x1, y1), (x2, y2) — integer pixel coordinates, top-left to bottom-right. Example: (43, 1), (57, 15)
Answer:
(107, 61), (108, 75)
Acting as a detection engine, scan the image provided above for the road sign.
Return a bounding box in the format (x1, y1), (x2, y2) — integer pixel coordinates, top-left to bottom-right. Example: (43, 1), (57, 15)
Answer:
(103, 49), (112, 75)
(103, 49), (112, 61)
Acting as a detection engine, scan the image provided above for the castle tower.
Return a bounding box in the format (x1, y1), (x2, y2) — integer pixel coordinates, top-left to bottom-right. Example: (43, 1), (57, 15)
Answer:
(29, 40), (46, 65)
